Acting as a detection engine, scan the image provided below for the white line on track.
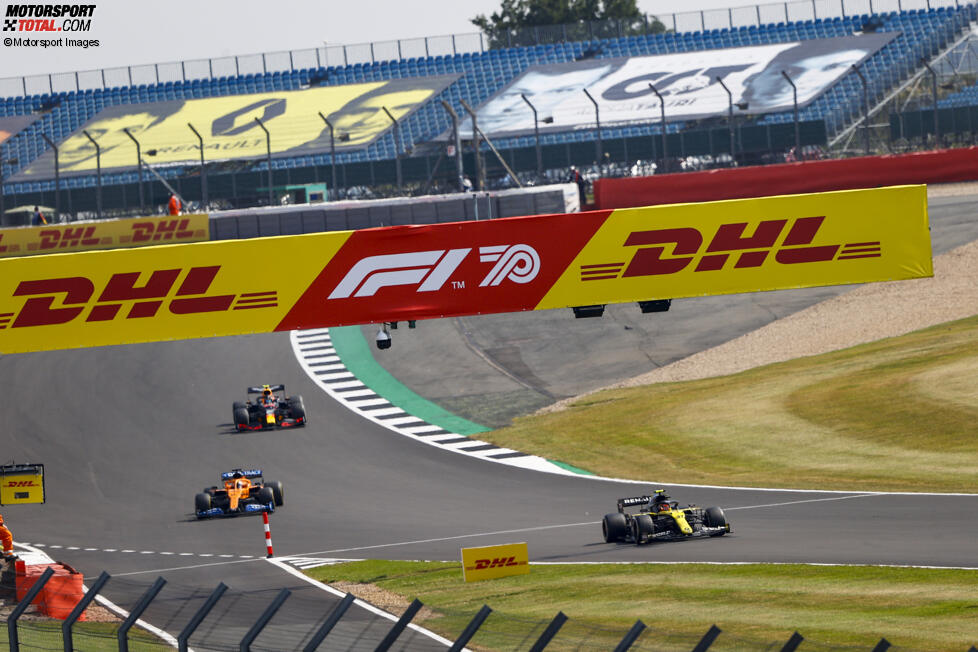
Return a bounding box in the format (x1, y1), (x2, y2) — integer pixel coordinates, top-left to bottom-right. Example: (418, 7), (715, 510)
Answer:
(267, 558), (455, 648)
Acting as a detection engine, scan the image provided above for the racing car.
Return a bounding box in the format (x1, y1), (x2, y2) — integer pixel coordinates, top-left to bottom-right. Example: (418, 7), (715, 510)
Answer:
(601, 489), (730, 545)
(194, 469), (284, 519)
(233, 384), (306, 431)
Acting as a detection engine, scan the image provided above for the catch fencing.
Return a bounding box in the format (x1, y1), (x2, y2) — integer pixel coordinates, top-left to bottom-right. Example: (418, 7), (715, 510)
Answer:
(2, 568), (972, 651)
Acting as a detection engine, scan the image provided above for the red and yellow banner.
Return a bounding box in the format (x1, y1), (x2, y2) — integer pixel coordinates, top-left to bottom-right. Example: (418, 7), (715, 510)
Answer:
(461, 542), (530, 582)
(0, 214), (208, 258)
(0, 186), (931, 354)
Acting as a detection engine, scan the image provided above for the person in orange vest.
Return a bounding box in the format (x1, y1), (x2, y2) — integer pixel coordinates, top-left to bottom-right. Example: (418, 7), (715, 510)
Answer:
(167, 193), (182, 216)
(0, 513), (15, 561)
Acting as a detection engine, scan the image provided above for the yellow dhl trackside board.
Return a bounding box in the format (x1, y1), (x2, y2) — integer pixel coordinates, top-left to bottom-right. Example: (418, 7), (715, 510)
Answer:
(0, 185), (932, 354)
(0, 214), (208, 258)
(461, 542), (530, 582)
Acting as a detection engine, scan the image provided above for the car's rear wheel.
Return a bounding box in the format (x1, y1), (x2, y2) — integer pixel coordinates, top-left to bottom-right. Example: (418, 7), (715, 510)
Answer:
(266, 481), (284, 506)
(632, 514), (655, 545)
(705, 506), (727, 535)
(602, 512), (628, 543)
(290, 395), (306, 424)
(233, 405), (250, 431)
(194, 492), (211, 518)
(257, 486), (275, 506)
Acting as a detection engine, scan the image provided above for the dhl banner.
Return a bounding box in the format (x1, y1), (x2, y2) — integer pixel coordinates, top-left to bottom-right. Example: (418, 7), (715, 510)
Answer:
(16, 76), (458, 179)
(0, 186), (931, 354)
(0, 214), (209, 258)
(461, 542), (530, 582)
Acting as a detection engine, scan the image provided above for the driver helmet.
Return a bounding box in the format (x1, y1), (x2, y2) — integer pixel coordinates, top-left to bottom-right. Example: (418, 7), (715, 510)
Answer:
(232, 471), (243, 479)
(262, 386), (273, 399)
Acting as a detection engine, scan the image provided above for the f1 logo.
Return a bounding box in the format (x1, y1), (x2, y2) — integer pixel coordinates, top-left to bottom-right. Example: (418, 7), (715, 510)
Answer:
(328, 244), (542, 299)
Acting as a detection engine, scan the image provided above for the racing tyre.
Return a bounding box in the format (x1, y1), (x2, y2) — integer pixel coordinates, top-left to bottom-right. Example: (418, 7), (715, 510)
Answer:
(267, 481), (284, 506)
(233, 406), (250, 432)
(602, 512), (628, 543)
(194, 492), (211, 518)
(257, 486), (275, 507)
(290, 395), (306, 424)
(631, 514), (655, 545)
(704, 506), (728, 536)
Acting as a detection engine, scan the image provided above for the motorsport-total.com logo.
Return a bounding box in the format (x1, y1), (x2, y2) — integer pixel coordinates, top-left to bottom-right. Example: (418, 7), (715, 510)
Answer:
(3, 3), (96, 32)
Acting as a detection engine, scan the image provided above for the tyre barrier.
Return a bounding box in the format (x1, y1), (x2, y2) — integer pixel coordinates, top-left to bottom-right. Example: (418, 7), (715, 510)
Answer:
(14, 559), (86, 620)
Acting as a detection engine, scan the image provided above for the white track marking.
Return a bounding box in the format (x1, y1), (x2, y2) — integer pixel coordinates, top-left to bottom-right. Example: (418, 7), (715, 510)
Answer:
(267, 557), (456, 649)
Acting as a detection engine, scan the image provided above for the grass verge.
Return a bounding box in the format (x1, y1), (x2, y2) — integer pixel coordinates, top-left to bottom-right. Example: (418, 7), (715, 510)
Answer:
(481, 315), (978, 493)
(307, 560), (978, 652)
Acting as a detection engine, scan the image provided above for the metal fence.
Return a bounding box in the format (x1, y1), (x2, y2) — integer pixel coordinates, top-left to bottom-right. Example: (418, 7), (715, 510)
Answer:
(0, 0), (967, 98)
(3, 568), (952, 652)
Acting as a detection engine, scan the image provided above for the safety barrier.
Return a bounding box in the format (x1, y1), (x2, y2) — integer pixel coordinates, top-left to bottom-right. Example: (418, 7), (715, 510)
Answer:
(593, 146), (978, 209)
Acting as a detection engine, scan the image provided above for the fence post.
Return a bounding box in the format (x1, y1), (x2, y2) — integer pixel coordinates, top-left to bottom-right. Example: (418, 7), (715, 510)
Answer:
(8, 566), (55, 652)
(302, 593), (355, 652)
(62, 570), (110, 652)
(528, 611), (568, 652)
(448, 604), (492, 652)
(239, 588), (290, 652)
(612, 620), (646, 652)
(178, 582), (228, 652)
(871, 639), (891, 652)
(692, 624), (722, 652)
(779, 631), (804, 652)
(375, 598), (424, 652)
(118, 577), (166, 652)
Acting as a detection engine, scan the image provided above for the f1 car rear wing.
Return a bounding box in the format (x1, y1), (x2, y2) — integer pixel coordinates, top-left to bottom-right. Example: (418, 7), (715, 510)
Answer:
(617, 496), (653, 511)
(247, 385), (285, 394)
(221, 468), (263, 480)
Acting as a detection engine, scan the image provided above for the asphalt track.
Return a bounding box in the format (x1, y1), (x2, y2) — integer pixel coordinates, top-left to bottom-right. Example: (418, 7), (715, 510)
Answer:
(2, 193), (977, 649)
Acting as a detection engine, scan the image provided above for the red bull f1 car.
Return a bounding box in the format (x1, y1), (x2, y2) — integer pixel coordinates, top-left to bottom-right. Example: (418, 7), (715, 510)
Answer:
(601, 489), (730, 545)
(194, 469), (284, 519)
(233, 384), (306, 431)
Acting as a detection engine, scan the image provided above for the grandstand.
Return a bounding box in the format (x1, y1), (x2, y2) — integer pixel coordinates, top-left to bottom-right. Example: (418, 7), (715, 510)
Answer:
(0, 0), (974, 218)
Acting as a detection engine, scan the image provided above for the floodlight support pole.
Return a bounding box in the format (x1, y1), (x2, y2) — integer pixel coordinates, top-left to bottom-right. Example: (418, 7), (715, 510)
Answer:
(781, 70), (800, 154)
(440, 100), (465, 191)
(649, 84), (668, 167)
(459, 98), (482, 191)
(716, 76), (736, 159)
(851, 64), (871, 156)
(319, 112), (338, 198)
(187, 122), (207, 210)
(83, 129), (102, 220)
(254, 117), (273, 206)
(521, 93), (543, 178)
(122, 128), (143, 213)
(41, 132), (61, 221)
(921, 58), (940, 146)
(583, 87), (601, 164)
(381, 106), (403, 189)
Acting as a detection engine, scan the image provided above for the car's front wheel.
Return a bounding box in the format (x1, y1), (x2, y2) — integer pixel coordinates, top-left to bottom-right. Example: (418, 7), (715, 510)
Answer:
(290, 395), (306, 424)
(233, 405), (250, 431)
(194, 492), (211, 518)
(602, 512), (628, 543)
(267, 481), (284, 506)
(705, 506), (727, 535)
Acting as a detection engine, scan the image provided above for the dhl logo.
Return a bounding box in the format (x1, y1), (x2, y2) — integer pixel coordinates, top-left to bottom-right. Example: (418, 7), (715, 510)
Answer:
(465, 556), (526, 571)
(0, 266), (278, 329)
(581, 216), (881, 281)
(4, 481), (37, 487)
(124, 219), (200, 244)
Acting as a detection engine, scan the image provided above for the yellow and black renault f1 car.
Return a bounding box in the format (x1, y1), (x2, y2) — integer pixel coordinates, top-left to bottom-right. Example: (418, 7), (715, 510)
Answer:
(233, 384), (306, 431)
(194, 469), (284, 519)
(601, 489), (730, 545)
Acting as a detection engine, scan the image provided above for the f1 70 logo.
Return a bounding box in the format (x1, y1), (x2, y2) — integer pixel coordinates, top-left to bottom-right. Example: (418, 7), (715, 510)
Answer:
(581, 217), (880, 281)
(466, 556), (524, 570)
(0, 266), (278, 329)
(328, 244), (541, 299)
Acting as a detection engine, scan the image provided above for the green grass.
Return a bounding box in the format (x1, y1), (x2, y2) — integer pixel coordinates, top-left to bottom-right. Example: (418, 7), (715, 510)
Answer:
(308, 560), (978, 651)
(480, 315), (978, 493)
(0, 620), (170, 651)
